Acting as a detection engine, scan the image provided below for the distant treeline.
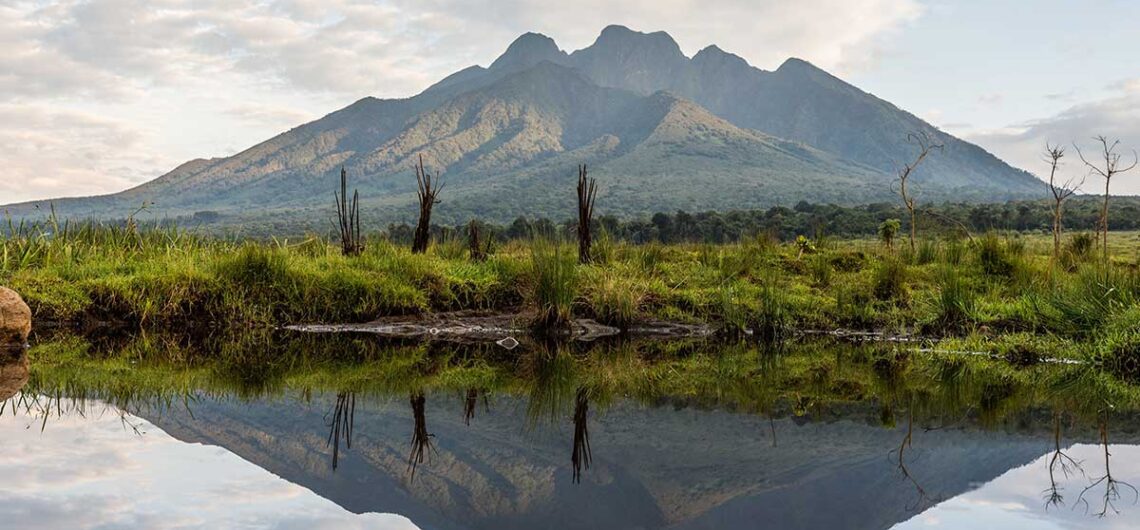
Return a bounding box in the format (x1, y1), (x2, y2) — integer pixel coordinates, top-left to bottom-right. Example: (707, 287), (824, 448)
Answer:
(384, 196), (1140, 244)
(11, 196), (1138, 243)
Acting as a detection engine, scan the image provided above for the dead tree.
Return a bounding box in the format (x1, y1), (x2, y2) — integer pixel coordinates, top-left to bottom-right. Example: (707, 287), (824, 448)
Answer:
(412, 155), (442, 254)
(1044, 143), (1083, 259)
(467, 219), (492, 262)
(575, 164), (597, 264)
(1075, 136), (1137, 264)
(894, 132), (943, 253)
(335, 167), (363, 256)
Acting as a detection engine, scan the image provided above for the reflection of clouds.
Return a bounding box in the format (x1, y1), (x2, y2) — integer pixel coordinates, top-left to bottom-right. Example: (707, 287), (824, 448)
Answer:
(0, 396), (419, 530)
(0, 493), (134, 530)
(893, 444), (1140, 530)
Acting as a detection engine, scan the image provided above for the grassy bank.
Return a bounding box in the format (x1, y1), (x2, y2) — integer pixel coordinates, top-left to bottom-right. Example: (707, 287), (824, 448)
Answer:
(4, 224), (1140, 364)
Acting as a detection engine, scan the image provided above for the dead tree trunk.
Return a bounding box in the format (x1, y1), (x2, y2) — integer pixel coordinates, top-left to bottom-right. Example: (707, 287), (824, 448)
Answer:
(1076, 136), (1137, 264)
(467, 219), (491, 262)
(412, 155), (442, 254)
(576, 164), (597, 264)
(335, 167), (363, 256)
(895, 132), (942, 254)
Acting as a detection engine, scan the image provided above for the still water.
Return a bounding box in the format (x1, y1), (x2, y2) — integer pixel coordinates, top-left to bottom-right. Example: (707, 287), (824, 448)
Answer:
(2, 334), (1139, 529)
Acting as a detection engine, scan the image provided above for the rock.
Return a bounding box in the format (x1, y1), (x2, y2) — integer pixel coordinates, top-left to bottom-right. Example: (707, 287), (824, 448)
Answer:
(0, 286), (32, 346)
(0, 352), (29, 402)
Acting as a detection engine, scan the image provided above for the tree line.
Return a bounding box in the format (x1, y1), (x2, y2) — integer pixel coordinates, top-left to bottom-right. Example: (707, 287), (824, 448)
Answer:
(378, 195), (1140, 246)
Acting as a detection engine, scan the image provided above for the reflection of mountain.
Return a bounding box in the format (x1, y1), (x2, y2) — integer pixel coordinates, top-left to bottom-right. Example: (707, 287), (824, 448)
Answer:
(142, 393), (1060, 530)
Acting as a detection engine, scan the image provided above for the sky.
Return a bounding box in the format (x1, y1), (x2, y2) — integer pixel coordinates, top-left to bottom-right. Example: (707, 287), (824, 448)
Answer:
(1, 0), (1138, 204)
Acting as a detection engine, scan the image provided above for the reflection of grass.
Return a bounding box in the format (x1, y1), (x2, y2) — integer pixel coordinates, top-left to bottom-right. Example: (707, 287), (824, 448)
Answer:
(19, 331), (1140, 433)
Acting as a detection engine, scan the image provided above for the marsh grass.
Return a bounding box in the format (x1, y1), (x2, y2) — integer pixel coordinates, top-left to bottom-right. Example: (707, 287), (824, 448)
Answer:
(807, 254), (832, 288)
(873, 257), (909, 302)
(753, 278), (792, 343)
(528, 239), (578, 330)
(5, 219), (1140, 379)
(582, 265), (645, 328)
(976, 233), (1017, 278)
(916, 239), (938, 265)
(926, 266), (978, 334)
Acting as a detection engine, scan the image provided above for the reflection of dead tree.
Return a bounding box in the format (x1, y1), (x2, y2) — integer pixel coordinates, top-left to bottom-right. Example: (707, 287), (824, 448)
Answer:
(325, 392), (356, 470)
(891, 407), (935, 511)
(463, 388), (489, 426)
(1076, 411), (1138, 517)
(769, 416), (778, 448)
(571, 387), (592, 484)
(408, 391), (435, 481)
(1043, 412), (1083, 509)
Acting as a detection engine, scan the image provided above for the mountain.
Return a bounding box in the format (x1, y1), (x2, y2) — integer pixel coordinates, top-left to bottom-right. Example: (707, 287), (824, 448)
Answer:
(2, 26), (1043, 230)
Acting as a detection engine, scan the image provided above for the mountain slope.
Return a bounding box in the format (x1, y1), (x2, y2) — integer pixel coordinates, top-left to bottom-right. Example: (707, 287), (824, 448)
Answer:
(2, 26), (1044, 229)
(476, 25), (1040, 197)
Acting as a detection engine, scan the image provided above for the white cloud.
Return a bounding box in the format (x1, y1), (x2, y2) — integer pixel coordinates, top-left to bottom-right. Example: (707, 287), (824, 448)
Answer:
(966, 78), (1140, 194)
(0, 105), (176, 204)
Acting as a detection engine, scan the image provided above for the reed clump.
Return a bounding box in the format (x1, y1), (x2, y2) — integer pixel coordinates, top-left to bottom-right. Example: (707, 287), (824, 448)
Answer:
(528, 239), (578, 330)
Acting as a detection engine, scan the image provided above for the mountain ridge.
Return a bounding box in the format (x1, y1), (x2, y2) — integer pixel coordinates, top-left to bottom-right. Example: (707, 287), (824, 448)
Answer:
(2, 25), (1043, 229)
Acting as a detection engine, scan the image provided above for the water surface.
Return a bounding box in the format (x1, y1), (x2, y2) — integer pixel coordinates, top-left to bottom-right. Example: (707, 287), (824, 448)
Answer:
(3, 333), (1139, 529)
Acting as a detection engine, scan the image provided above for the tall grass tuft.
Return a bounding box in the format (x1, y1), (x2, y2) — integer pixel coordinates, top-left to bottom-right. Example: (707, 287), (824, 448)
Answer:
(716, 281), (749, 338)
(916, 239), (938, 265)
(872, 257), (909, 302)
(529, 239), (578, 330)
(807, 254), (832, 288)
(976, 233), (1015, 278)
(1040, 265), (1140, 337)
(834, 281), (875, 327)
(940, 238), (966, 266)
(752, 279), (791, 343)
(927, 266), (978, 333)
(583, 267), (643, 329)
(1059, 232), (1094, 271)
(215, 244), (292, 289)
